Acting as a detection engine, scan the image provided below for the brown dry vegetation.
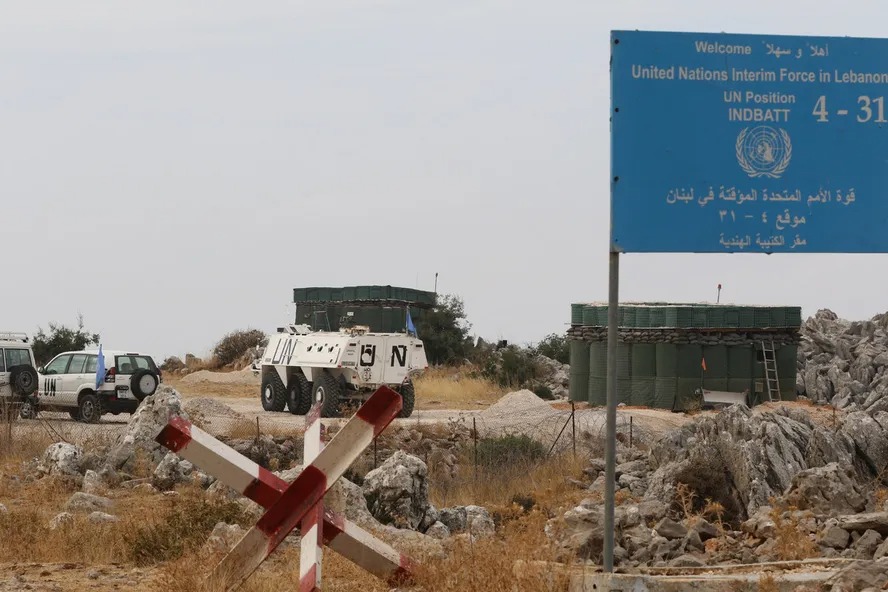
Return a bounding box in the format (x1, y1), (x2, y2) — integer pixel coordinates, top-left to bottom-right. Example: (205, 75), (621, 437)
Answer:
(166, 365), (508, 412)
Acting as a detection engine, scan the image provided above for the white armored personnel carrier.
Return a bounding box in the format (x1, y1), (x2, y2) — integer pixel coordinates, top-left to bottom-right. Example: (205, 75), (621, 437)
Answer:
(255, 323), (428, 418)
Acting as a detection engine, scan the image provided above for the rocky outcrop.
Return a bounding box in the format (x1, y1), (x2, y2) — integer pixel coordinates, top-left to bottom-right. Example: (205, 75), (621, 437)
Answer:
(105, 386), (188, 472)
(646, 403), (861, 520)
(152, 452), (214, 490)
(798, 308), (888, 410)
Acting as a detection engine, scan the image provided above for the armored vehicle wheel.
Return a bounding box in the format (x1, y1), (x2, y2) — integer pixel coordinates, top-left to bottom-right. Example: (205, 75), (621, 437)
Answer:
(287, 372), (312, 415)
(261, 372), (287, 412)
(397, 380), (415, 418)
(313, 373), (341, 418)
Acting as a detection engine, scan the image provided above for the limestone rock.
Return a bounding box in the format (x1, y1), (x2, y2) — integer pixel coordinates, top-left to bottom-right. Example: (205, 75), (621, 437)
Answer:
(106, 386), (188, 472)
(65, 492), (113, 513)
(49, 512), (74, 530)
(204, 522), (245, 554)
(88, 512), (119, 524)
(362, 451), (431, 531)
(784, 462), (866, 517)
(37, 443), (83, 478)
(820, 526), (851, 550)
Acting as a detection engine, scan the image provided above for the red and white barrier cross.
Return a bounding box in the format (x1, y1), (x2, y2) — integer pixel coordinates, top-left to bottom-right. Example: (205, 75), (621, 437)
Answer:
(155, 385), (412, 592)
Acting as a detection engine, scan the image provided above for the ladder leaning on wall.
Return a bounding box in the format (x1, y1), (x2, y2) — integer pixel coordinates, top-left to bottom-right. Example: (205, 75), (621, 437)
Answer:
(760, 339), (781, 402)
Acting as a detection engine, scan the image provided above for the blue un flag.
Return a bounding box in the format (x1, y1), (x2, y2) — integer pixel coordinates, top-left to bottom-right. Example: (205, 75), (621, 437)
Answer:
(95, 344), (105, 390)
(406, 308), (417, 336)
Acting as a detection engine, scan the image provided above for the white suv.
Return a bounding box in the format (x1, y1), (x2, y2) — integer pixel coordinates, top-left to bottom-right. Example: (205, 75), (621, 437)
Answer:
(36, 349), (161, 422)
(0, 332), (39, 416)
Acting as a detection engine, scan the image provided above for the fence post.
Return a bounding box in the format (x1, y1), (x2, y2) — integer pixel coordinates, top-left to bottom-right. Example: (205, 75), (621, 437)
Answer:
(255, 417), (260, 443)
(472, 417), (478, 486)
(629, 416), (633, 448)
(571, 401), (576, 459)
(373, 436), (378, 469)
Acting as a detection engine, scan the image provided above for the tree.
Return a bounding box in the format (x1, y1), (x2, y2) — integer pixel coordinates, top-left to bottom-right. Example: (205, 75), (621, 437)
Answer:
(32, 314), (100, 366)
(533, 333), (570, 365)
(415, 293), (472, 365)
(213, 328), (269, 368)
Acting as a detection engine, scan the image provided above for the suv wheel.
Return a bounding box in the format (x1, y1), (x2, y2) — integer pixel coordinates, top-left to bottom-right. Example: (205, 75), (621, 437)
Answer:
(260, 372), (287, 412)
(79, 393), (102, 423)
(18, 396), (37, 420)
(313, 373), (341, 418)
(10, 365), (38, 397)
(286, 372), (312, 415)
(130, 369), (159, 401)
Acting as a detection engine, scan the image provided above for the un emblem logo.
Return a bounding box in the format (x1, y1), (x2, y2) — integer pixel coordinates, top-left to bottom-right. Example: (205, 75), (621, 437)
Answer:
(736, 126), (792, 179)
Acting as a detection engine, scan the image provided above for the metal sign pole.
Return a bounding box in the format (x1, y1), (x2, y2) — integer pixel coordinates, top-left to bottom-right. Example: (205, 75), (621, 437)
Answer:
(603, 250), (619, 572)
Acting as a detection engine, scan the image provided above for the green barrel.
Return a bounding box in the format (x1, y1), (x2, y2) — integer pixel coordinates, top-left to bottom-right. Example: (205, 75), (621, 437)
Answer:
(649, 306), (665, 327)
(588, 377), (607, 406)
(589, 342), (607, 377)
(662, 306), (680, 328)
(691, 307), (708, 328)
(738, 307), (756, 328)
(635, 307), (651, 328)
(675, 306), (694, 328)
(777, 344), (798, 400)
(571, 304), (585, 326)
(569, 341), (590, 402)
(583, 306), (599, 327)
(677, 343), (704, 378)
(724, 307), (741, 328)
(620, 307), (637, 328)
(707, 307), (726, 328)
(618, 377), (632, 404)
(630, 377), (655, 406)
(702, 345), (728, 379)
(654, 377), (677, 410)
(656, 343), (678, 377)
(727, 345), (753, 380)
(633, 343), (657, 376)
(754, 307), (772, 328)
(617, 343), (631, 377)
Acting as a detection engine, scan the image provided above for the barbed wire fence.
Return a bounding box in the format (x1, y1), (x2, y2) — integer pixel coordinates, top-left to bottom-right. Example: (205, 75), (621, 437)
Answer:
(0, 399), (654, 489)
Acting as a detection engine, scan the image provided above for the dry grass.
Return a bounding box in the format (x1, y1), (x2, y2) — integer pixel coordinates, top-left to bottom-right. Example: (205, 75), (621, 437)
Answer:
(167, 365), (508, 412)
(164, 376), (256, 400)
(430, 448), (589, 512)
(768, 502), (817, 561)
(757, 571), (780, 592)
(0, 476), (199, 565)
(154, 509), (570, 592)
(414, 365), (506, 410)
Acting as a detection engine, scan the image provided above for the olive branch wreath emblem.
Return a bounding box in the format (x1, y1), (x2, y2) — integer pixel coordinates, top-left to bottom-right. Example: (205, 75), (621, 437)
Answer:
(735, 127), (792, 179)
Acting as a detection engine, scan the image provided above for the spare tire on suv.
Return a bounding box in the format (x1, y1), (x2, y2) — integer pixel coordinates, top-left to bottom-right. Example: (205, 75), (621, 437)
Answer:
(130, 369), (160, 401)
(9, 365), (38, 397)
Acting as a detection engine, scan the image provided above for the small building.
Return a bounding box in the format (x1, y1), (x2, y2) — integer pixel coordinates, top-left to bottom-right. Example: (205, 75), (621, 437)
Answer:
(567, 302), (802, 411)
(292, 285), (436, 333)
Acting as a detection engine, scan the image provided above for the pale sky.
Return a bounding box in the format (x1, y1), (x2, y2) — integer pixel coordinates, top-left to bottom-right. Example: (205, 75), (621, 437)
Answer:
(4, 1), (886, 362)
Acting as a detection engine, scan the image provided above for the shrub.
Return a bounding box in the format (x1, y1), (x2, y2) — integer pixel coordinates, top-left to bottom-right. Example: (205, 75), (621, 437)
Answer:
(32, 314), (100, 366)
(160, 356), (186, 372)
(212, 328), (268, 368)
(125, 494), (252, 565)
(476, 434), (546, 468)
(533, 333), (570, 365)
(532, 384), (554, 400)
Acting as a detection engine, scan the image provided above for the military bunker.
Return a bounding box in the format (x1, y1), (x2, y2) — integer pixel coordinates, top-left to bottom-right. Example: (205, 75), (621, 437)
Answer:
(291, 285), (436, 333)
(567, 302), (802, 411)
